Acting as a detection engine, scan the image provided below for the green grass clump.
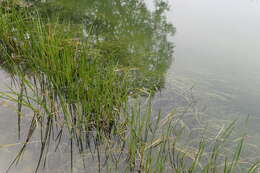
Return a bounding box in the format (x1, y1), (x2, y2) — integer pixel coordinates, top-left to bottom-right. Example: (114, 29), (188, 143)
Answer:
(0, 6), (131, 171)
(0, 6), (129, 131)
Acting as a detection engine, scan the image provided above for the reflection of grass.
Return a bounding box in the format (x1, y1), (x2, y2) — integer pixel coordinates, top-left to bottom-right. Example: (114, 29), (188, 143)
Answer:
(0, 3), (259, 173)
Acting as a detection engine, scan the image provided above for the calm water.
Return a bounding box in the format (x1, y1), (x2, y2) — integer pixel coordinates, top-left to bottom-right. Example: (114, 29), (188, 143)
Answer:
(167, 0), (260, 117)
(1, 0), (260, 172)
(154, 0), (260, 160)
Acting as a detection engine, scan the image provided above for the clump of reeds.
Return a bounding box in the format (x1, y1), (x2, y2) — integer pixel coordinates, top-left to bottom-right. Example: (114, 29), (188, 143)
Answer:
(0, 2), (260, 173)
(0, 5), (130, 171)
(0, 4), (129, 129)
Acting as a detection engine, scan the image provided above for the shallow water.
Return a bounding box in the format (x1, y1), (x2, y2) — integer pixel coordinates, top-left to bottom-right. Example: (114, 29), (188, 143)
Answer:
(158, 0), (260, 150)
(1, 0), (260, 171)
(0, 71), (86, 172)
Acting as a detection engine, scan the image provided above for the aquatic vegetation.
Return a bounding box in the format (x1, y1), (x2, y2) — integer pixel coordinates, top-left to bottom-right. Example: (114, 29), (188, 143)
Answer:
(0, 0), (259, 173)
(0, 0), (173, 171)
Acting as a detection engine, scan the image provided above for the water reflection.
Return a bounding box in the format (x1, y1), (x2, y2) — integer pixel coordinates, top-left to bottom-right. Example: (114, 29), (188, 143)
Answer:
(20, 0), (175, 92)
(0, 0), (174, 172)
(2, 0), (260, 171)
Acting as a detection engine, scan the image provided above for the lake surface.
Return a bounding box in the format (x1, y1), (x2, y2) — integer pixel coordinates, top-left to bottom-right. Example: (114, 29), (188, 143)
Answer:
(1, 0), (260, 172)
(163, 0), (260, 124)
(153, 0), (260, 161)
